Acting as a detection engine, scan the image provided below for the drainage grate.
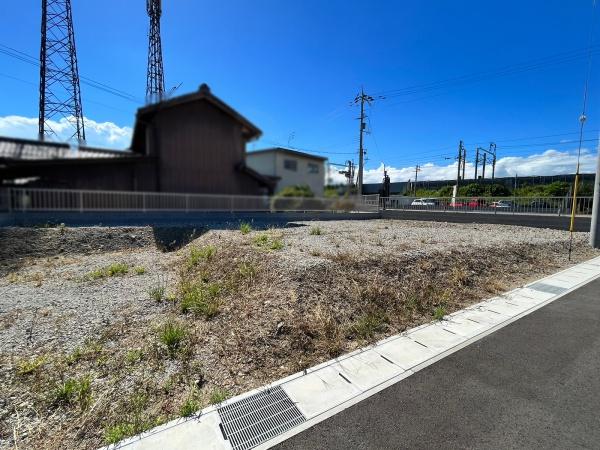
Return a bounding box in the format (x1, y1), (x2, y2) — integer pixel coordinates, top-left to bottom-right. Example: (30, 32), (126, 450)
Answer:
(217, 386), (306, 450)
(528, 282), (569, 295)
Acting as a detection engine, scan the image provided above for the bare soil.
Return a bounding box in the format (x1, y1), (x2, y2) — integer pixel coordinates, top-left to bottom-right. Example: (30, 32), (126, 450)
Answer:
(0, 220), (597, 449)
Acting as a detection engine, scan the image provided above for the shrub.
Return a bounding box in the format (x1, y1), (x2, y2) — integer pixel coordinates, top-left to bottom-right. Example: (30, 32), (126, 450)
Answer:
(239, 222), (252, 234)
(277, 185), (314, 198)
(253, 233), (269, 247)
(159, 321), (187, 356)
(270, 239), (284, 250)
(209, 388), (230, 405)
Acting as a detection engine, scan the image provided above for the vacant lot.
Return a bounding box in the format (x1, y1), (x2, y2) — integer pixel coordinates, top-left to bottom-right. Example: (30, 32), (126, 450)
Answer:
(0, 220), (597, 449)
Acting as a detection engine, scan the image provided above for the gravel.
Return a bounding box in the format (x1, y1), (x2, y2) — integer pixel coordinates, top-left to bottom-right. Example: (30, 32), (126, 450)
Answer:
(0, 219), (598, 450)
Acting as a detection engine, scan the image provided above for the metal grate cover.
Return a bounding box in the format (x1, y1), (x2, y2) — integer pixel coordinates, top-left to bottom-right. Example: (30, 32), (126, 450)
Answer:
(528, 282), (569, 295)
(217, 385), (306, 450)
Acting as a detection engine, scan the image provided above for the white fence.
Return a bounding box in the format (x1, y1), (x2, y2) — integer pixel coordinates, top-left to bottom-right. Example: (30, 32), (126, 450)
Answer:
(380, 195), (594, 216)
(0, 187), (380, 214)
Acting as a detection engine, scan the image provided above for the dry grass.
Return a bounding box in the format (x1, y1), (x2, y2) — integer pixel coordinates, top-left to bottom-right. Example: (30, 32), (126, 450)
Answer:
(1, 222), (598, 449)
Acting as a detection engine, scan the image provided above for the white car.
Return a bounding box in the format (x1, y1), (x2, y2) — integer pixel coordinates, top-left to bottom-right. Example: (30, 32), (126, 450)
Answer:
(490, 200), (513, 209)
(411, 198), (436, 207)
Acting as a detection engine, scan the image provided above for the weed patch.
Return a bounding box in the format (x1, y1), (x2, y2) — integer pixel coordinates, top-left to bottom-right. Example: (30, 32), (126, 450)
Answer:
(179, 281), (221, 318)
(239, 222), (252, 234)
(209, 388), (230, 405)
(158, 321), (187, 357)
(87, 263), (129, 280)
(349, 312), (388, 340)
(309, 226), (322, 235)
(16, 355), (46, 375)
(188, 245), (216, 267)
(52, 375), (92, 410)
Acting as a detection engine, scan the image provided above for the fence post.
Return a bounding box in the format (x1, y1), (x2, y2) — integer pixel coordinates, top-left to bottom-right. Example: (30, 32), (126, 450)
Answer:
(79, 191), (83, 213)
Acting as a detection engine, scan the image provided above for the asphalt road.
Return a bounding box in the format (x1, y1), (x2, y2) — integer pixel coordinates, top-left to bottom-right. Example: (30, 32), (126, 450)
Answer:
(381, 209), (591, 231)
(275, 278), (600, 450)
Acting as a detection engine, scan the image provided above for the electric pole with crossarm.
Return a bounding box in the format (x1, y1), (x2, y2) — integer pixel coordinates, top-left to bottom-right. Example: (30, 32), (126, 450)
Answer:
(354, 89), (373, 195)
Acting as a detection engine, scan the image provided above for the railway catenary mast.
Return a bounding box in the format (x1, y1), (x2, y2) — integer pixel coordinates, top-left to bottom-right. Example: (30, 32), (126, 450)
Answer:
(146, 0), (165, 104)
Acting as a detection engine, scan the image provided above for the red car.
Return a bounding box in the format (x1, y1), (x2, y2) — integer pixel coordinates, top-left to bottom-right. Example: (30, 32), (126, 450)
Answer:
(450, 197), (487, 209)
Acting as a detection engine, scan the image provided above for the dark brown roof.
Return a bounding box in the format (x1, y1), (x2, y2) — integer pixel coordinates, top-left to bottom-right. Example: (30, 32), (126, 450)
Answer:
(130, 84), (262, 153)
(247, 147), (328, 162)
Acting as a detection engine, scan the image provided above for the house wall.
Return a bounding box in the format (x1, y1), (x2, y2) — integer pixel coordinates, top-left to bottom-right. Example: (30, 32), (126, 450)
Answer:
(274, 153), (325, 196)
(150, 101), (268, 195)
(0, 158), (157, 191)
(246, 152), (276, 176)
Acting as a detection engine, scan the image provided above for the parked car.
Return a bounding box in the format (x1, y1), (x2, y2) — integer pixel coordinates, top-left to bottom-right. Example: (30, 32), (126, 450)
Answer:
(490, 200), (514, 209)
(451, 197), (487, 209)
(411, 198), (437, 207)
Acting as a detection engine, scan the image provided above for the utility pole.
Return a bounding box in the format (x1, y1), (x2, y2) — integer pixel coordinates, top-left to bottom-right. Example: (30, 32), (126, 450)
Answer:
(38, 0), (85, 143)
(414, 164), (421, 195)
(591, 135), (600, 248)
(456, 141), (463, 184)
(474, 147), (480, 179)
(353, 89), (373, 195)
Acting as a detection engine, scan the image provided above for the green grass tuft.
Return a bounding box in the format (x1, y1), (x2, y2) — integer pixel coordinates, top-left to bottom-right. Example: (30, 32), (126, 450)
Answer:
(433, 305), (447, 321)
(53, 375), (92, 410)
(209, 388), (230, 405)
(149, 285), (166, 302)
(180, 281), (221, 318)
(87, 263), (129, 280)
(159, 321), (187, 356)
(309, 226), (322, 235)
(179, 397), (200, 417)
(350, 312), (388, 340)
(134, 266), (146, 275)
(188, 245), (217, 268)
(16, 355), (47, 375)
(239, 222), (252, 234)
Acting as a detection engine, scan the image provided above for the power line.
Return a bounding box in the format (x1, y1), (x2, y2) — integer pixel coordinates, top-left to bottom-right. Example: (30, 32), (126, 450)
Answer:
(0, 43), (143, 104)
(372, 45), (600, 100)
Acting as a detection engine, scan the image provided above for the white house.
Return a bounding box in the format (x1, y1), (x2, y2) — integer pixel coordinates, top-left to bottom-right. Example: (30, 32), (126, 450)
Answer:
(246, 147), (327, 196)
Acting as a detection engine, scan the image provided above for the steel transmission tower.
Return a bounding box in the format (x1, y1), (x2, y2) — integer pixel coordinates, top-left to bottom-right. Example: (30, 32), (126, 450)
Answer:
(38, 0), (86, 143)
(146, 0), (165, 103)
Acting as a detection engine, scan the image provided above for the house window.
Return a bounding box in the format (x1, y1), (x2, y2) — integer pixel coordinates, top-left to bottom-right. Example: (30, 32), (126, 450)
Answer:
(284, 159), (297, 171)
(308, 163), (319, 174)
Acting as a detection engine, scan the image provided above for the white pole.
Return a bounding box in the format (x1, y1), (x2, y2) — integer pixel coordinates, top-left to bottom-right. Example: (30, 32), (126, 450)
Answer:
(590, 134), (600, 248)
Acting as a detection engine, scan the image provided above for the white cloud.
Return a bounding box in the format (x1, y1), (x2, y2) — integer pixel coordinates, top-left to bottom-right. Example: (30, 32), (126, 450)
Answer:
(0, 115), (132, 149)
(328, 148), (599, 184)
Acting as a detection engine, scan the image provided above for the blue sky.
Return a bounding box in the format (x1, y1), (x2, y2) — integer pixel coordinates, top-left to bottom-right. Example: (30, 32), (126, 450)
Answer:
(1, 0), (599, 182)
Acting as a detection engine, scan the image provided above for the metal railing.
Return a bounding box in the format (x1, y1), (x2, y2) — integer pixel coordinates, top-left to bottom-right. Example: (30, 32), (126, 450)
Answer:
(0, 187), (379, 214)
(379, 196), (594, 216)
